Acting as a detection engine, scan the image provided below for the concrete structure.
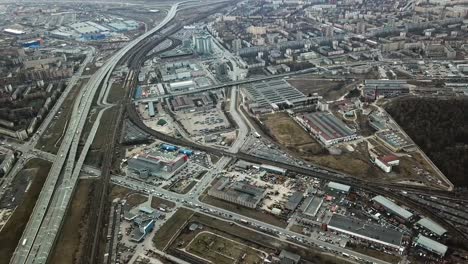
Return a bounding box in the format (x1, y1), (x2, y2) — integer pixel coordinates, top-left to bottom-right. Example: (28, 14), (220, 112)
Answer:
(297, 112), (358, 146)
(416, 218), (447, 237)
(169, 80), (195, 91)
(328, 214), (404, 250)
(415, 234), (448, 256)
(208, 177), (266, 208)
(372, 195), (413, 220)
(243, 80), (320, 114)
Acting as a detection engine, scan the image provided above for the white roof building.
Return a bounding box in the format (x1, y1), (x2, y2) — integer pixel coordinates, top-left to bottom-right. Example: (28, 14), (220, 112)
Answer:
(416, 218), (447, 236)
(415, 234), (448, 256)
(372, 195), (413, 220)
(327, 181), (351, 193)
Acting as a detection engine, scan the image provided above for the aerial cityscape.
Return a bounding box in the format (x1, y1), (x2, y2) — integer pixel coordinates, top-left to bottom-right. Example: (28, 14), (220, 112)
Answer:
(0, 0), (467, 264)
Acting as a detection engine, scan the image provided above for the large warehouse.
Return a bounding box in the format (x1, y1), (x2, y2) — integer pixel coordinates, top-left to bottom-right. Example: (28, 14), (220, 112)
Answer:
(328, 214), (404, 251)
(297, 112), (359, 146)
(127, 151), (188, 179)
(415, 234), (448, 256)
(416, 218), (447, 237)
(208, 177), (266, 208)
(372, 195), (413, 220)
(243, 80), (321, 114)
(363, 80), (411, 100)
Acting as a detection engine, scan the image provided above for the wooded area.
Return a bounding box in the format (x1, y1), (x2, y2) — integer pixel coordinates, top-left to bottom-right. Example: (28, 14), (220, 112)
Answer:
(385, 98), (468, 188)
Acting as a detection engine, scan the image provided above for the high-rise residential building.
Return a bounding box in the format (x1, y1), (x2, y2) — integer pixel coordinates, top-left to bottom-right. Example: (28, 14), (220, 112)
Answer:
(231, 38), (242, 52)
(192, 32), (213, 54)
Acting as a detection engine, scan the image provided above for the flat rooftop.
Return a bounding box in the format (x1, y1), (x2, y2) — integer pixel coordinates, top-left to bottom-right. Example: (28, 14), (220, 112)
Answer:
(302, 112), (355, 141)
(300, 196), (323, 217)
(372, 195), (413, 220)
(328, 214), (403, 247)
(244, 79), (306, 108)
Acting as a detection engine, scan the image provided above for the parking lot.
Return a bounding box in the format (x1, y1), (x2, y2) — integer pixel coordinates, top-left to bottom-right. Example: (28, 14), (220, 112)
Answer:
(177, 108), (230, 136)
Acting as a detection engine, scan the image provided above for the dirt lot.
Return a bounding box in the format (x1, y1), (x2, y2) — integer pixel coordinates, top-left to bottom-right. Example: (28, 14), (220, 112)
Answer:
(153, 208), (195, 250)
(262, 112), (324, 155)
(201, 194), (287, 228)
(186, 231), (264, 264)
(287, 79), (353, 101)
(37, 78), (89, 154)
(348, 244), (401, 264)
(0, 159), (51, 264)
(150, 196), (176, 210)
(49, 179), (96, 264)
(126, 193), (148, 207)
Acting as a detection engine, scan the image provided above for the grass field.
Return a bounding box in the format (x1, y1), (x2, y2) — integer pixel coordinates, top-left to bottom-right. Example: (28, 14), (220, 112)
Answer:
(187, 231), (264, 264)
(49, 179), (96, 264)
(262, 112), (324, 155)
(0, 159), (51, 264)
(37, 79), (88, 154)
(153, 208), (195, 250)
(83, 107), (119, 168)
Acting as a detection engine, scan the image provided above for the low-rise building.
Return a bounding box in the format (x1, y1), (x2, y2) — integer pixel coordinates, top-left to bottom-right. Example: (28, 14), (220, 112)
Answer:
(375, 155), (400, 173)
(415, 234), (448, 257)
(208, 177), (266, 208)
(416, 218), (447, 237)
(327, 182), (351, 193)
(327, 214), (404, 251)
(372, 195), (413, 221)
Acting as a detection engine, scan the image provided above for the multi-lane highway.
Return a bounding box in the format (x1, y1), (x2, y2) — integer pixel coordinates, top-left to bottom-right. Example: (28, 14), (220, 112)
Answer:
(10, 4), (180, 264)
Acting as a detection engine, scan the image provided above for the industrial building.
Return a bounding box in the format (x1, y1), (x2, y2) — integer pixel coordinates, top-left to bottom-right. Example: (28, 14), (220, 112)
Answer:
(372, 195), (413, 220)
(297, 112), (359, 146)
(148, 101), (156, 117)
(416, 218), (447, 237)
(170, 94), (215, 112)
(208, 177), (266, 208)
(169, 80), (195, 91)
(127, 151), (188, 179)
(414, 234), (448, 257)
(375, 130), (414, 152)
(285, 192), (304, 211)
(259, 164), (287, 175)
(243, 80), (321, 114)
(327, 214), (404, 251)
(298, 196), (323, 222)
(375, 155), (400, 173)
(363, 80), (411, 100)
(327, 181), (351, 193)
